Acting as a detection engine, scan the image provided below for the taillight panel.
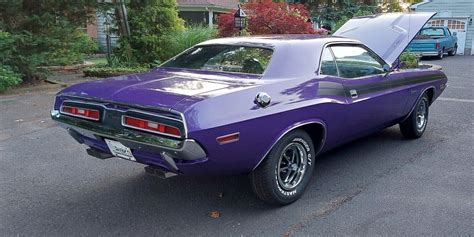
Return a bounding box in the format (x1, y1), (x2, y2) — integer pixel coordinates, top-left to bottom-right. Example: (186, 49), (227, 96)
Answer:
(60, 105), (101, 121)
(122, 115), (182, 138)
(59, 100), (186, 139)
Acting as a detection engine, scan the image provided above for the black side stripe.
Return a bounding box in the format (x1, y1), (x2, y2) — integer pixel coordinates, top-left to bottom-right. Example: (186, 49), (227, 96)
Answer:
(347, 74), (444, 96)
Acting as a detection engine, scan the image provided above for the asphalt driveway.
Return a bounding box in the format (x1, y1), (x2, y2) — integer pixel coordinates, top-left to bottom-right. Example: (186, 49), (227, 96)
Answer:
(1, 55), (473, 236)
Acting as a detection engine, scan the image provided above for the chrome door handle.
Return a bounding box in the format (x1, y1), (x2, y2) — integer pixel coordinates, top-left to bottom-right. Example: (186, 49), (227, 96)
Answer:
(349, 89), (358, 98)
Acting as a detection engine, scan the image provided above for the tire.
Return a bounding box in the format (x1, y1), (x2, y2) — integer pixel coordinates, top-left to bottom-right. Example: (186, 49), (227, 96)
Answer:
(400, 93), (430, 139)
(250, 129), (315, 205)
(448, 45), (457, 56)
(437, 48), (444, 59)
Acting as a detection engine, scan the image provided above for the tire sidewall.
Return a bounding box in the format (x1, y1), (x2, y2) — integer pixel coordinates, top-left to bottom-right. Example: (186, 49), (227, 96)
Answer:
(268, 130), (315, 203)
(412, 95), (429, 136)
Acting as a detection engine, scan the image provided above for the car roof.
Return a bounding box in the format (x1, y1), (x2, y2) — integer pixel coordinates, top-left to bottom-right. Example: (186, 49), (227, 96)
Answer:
(196, 35), (362, 79)
(198, 34), (360, 48)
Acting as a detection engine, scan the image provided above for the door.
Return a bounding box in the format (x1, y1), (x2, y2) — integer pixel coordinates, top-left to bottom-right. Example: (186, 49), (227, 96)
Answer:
(427, 18), (467, 55)
(321, 45), (410, 141)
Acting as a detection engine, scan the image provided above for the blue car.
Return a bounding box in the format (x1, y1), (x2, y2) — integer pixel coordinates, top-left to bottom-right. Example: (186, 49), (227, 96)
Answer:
(406, 26), (458, 59)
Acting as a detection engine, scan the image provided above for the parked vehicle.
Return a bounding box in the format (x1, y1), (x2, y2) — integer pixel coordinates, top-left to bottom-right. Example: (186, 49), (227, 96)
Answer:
(406, 26), (458, 59)
(51, 13), (447, 205)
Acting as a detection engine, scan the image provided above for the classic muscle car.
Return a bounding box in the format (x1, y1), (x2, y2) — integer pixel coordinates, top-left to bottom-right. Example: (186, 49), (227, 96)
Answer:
(51, 13), (447, 205)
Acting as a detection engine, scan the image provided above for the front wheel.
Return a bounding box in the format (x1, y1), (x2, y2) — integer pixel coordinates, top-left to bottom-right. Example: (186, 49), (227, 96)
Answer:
(250, 129), (315, 205)
(400, 93), (430, 139)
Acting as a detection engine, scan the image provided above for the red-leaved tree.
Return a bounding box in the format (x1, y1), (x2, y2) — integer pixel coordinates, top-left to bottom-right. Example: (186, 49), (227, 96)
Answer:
(218, 0), (322, 37)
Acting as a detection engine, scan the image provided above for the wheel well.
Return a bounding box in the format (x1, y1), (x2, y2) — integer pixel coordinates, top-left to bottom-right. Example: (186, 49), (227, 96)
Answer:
(426, 88), (434, 105)
(299, 123), (325, 153)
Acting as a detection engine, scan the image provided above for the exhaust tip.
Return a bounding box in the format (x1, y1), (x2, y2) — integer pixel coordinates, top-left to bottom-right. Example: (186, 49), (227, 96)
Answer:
(144, 166), (177, 179)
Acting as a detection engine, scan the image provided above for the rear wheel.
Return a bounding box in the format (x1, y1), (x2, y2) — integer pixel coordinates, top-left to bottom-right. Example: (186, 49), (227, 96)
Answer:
(437, 48), (444, 59)
(448, 45), (457, 56)
(400, 93), (429, 139)
(250, 129), (315, 205)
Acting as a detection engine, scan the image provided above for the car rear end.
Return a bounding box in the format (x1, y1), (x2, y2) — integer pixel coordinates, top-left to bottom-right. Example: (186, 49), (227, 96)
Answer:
(406, 39), (441, 56)
(51, 97), (207, 174)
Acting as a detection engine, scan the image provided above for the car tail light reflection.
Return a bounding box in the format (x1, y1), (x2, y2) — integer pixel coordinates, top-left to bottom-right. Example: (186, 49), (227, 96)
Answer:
(122, 116), (181, 137)
(61, 106), (100, 121)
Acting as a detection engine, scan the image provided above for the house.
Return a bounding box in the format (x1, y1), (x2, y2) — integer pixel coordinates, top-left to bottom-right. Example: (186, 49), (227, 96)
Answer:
(177, 0), (238, 27)
(411, 0), (474, 55)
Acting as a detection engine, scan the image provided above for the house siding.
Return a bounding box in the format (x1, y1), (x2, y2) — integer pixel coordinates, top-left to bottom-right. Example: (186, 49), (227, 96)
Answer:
(96, 12), (119, 52)
(414, 0), (474, 55)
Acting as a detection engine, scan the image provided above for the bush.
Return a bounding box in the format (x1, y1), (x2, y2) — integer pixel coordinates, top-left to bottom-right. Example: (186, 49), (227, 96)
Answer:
(115, 0), (185, 65)
(399, 52), (419, 69)
(161, 25), (218, 60)
(0, 66), (23, 93)
(0, 1), (100, 82)
(83, 65), (148, 78)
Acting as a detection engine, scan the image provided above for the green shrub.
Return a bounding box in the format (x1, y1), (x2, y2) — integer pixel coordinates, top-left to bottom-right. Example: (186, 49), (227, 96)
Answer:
(0, 1), (101, 82)
(161, 25), (218, 60)
(0, 66), (22, 93)
(115, 0), (185, 65)
(400, 52), (419, 69)
(83, 65), (148, 78)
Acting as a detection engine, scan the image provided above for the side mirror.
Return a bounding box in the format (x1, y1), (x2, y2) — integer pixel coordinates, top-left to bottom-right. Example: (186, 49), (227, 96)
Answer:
(453, 32), (457, 36)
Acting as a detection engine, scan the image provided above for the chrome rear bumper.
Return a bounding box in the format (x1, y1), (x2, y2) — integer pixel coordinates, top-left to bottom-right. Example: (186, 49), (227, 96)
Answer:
(51, 109), (207, 170)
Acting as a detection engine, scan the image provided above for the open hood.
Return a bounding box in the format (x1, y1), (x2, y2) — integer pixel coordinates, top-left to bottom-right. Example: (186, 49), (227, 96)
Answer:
(334, 12), (436, 66)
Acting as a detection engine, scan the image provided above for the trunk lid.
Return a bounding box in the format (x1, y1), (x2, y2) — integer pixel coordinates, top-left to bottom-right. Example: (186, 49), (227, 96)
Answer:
(58, 68), (262, 110)
(334, 12), (436, 66)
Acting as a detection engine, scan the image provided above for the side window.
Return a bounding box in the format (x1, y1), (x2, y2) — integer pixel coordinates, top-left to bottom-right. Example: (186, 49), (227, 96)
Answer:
(446, 28), (452, 36)
(319, 47), (338, 76)
(331, 45), (385, 78)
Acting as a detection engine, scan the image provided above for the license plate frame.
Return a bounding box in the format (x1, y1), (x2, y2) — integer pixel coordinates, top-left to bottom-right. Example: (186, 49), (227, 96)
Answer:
(104, 139), (136, 161)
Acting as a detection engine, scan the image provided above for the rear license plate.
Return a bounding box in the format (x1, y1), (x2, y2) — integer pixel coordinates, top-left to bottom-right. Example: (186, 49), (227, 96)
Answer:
(105, 139), (136, 161)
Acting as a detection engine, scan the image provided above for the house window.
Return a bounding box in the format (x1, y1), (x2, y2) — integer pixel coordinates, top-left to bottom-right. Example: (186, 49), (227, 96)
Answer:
(428, 19), (445, 27)
(447, 20), (465, 29)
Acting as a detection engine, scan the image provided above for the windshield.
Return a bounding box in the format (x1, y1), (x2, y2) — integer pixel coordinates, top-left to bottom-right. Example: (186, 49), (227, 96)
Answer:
(417, 28), (445, 39)
(161, 45), (273, 75)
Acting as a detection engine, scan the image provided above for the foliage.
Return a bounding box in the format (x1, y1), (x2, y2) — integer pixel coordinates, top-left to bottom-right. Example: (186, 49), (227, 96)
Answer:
(83, 64), (148, 78)
(399, 52), (419, 69)
(333, 9), (374, 32)
(303, 0), (412, 32)
(161, 25), (218, 60)
(115, 0), (185, 65)
(0, 0), (101, 82)
(217, 0), (318, 37)
(0, 65), (23, 93)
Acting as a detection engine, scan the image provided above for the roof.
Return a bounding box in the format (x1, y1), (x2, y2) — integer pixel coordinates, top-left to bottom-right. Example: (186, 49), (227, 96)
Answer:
(177, 0), (238, 10)
(198, 35), (357, 48)
(196, 35), (360, 79)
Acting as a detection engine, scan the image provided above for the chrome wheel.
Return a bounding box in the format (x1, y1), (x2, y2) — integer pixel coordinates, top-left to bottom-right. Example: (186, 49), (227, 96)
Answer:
(416, 98), (428, 131)
(277, 142), (307, 190)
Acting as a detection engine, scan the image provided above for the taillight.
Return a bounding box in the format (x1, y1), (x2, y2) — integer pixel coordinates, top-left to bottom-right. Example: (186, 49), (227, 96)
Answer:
(122, 116), (181, 137)
(61, 106), (100, 121)
(436, 43), (441, 49)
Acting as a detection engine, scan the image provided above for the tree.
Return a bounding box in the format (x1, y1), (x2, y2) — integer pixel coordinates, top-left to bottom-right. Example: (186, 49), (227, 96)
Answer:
(116, 0), (185, 64)
(0, 0), (100, 81)
(217, 0), (319, 37)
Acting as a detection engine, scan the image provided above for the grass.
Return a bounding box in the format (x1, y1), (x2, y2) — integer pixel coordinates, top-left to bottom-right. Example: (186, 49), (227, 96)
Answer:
(85, 57), (108, 65)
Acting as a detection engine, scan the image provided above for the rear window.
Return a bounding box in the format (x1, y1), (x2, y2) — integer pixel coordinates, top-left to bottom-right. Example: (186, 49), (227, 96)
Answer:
(417, 28), (445, 39)
(161, 45), (273, 75)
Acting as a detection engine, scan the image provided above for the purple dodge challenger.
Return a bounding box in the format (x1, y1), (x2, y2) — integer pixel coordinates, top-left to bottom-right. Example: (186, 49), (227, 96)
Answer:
(51, 13), (447, 205)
